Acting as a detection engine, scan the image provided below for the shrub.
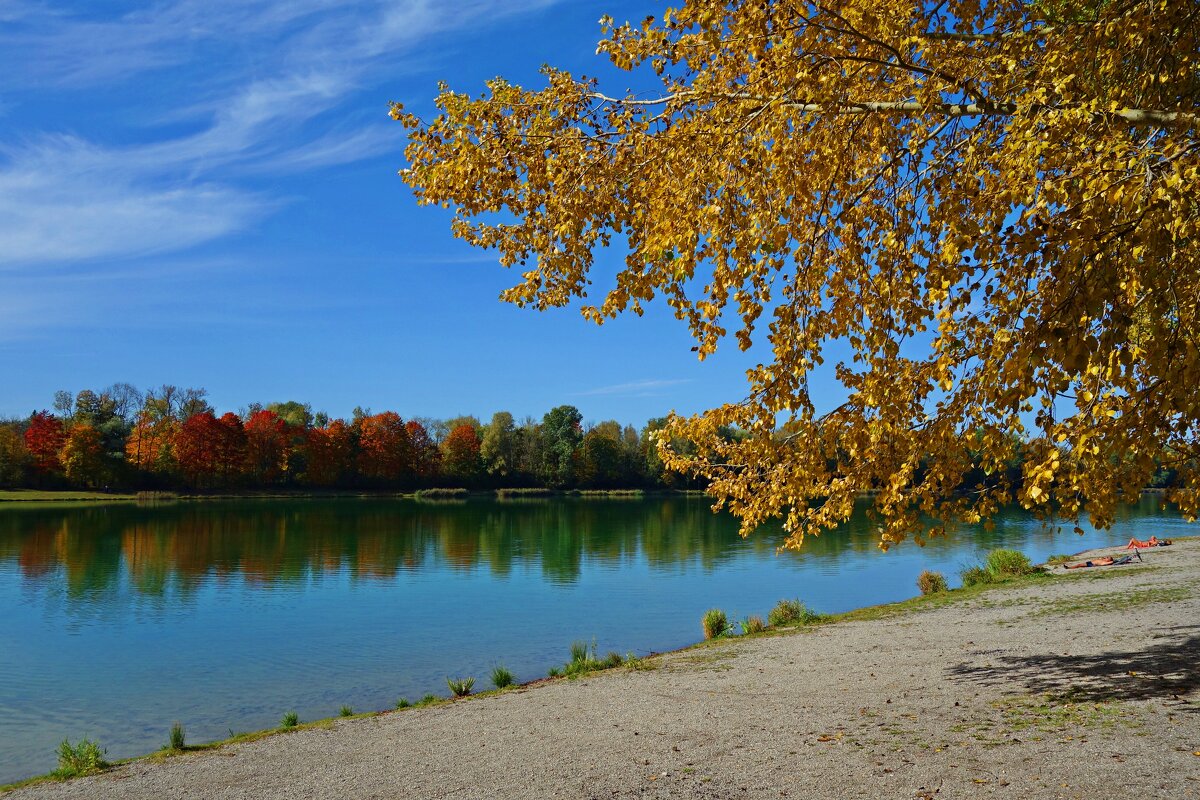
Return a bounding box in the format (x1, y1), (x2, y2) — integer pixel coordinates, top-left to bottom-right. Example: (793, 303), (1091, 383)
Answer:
(960, 565), (993, 587)
(702, 608), (729, 640)
(916, 570), (948, 595)
(55, 738), (106, 778)
(446, 676), (475, 697)
(168, 722), (185, 751)
(395, 698), (411, 709)
(986, 548), (1035, 578)
(740, 616), (767, 634)
(280, 711), (299, 729)
(339, 706), (353, 717)
(624, 651), (656, 671)
(491, 666), (515, 689)
(601, 651), (624, 668)
(768, 598), (804, 626)
(767, 598), (827, 626)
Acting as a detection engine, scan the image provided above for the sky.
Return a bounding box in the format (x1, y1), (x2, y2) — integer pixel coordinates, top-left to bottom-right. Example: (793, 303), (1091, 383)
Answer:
(0, 0), (765, 427)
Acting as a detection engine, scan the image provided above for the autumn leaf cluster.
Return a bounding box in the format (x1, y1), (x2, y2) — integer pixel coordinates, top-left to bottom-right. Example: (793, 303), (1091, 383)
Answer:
(394, 0), (1199, 548)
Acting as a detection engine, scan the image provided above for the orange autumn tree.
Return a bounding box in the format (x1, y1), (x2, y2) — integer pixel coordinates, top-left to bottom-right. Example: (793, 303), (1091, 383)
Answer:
(394, 0), (1200, 549)
(440, 424), (482, 482)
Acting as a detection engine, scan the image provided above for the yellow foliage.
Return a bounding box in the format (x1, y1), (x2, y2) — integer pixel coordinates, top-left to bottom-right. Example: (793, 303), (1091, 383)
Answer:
(394, 0), (1200, 549)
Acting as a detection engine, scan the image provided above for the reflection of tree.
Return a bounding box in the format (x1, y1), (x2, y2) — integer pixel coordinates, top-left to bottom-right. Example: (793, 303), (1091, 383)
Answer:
(0, 496), (1176, 610)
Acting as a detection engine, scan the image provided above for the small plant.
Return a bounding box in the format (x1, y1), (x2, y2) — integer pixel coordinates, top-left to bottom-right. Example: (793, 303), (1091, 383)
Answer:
(917, 570), (948, 595)
(339, 705), (354, 717)
(1046, 554), (1073, 566)
(447, 676), (475, 697)
(601, 651), (623, 668)
(168, 722), (185, 751)
(417, 694), (439, 706)
(569, 640), (591, 665)
(54, 738), (107, 778)
(960, 565), (993, 587)
(280, 711), (299, 729)
(740, 615), (767, 634)
(548, 666), (563, 677)
(491, 665), (515, 689)
(986, 548), (1035, 578)
(624, 651), (657, 671)
(768, 598), (803, 626)
(702, 608), (729, 640)
(395, 698), (411, 709)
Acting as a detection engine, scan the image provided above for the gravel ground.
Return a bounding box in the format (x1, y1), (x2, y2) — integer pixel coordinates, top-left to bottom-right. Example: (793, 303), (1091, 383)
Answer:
(7, 539), (1199, 799)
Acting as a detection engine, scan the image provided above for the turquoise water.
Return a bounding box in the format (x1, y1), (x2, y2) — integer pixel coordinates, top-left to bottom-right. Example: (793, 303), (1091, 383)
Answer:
(0, 495), (1188, 783)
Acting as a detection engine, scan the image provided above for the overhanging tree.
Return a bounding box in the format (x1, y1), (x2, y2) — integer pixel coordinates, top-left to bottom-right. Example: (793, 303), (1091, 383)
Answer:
(393, 0), (1199, 549)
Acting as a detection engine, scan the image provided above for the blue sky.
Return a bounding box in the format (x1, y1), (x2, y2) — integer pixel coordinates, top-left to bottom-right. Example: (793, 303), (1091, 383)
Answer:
(0, 0), (763, 426)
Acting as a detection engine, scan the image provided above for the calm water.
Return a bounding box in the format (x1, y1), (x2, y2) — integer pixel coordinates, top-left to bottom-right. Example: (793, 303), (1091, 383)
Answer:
(0, 495), (1190, 782)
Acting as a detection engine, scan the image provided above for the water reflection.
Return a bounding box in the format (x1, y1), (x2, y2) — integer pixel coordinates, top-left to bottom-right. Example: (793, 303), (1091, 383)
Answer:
(0, 495), (1182, 606)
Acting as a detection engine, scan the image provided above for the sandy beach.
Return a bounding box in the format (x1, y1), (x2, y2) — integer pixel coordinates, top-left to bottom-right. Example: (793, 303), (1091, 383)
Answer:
(6, 539), (1198, 799)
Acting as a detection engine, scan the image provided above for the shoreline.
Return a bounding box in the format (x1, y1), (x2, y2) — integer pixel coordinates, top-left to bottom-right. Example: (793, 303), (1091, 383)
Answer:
(0, 488), (711, 504)
(5, 538), (1197, 798)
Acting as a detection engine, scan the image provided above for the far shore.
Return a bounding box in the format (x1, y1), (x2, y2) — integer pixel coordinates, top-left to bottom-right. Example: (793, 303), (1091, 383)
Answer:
(4, 538), (1197, 798)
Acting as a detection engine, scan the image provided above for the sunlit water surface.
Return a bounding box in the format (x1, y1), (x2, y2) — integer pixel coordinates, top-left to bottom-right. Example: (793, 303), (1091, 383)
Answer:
(0, 495), (1189, 782)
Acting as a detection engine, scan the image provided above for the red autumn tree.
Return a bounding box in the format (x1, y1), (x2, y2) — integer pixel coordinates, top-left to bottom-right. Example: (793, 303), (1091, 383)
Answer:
(243, 409), (290, 486)
(175, 412), (222, 487)
(440, 424), (482, 482)
(355, 412), (413, 485)
(302, 420), (355, 487)
(24, 411), (66, 476)
(215, 413), (247, 486)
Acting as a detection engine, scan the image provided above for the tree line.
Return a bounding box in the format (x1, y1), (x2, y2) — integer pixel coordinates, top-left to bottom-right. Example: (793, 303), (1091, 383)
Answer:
(0, 384), (706, 492)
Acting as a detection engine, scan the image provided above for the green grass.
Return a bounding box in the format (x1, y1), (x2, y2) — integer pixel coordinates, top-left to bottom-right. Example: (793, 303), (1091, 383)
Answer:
(490, 665), (515, 689)
(416, 693), (440, 707)
(0, 489), (137, 502)
(280, 711), (299, 729)
(446, 676), (475, 697)
(549, 640), (626, 679)
(167, 722), (185, 751)
(395, 698), (411, 709)
(740, 615), (767, 634)
(986, 548), (1037, 578)
(701, 608), (729, 640)
(339, 705), (353, 717)
(1030, 585), (1189, 617)
(53, 738), (107, 779)
(413, 488), (469, 500)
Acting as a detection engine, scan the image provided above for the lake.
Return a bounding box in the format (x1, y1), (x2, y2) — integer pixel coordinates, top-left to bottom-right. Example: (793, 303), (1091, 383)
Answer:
(0, 494), (1189, 783)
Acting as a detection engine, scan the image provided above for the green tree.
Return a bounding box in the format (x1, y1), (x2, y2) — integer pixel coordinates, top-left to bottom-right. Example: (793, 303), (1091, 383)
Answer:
(480, 411), (519, 478)
(540, 405), (583, 487)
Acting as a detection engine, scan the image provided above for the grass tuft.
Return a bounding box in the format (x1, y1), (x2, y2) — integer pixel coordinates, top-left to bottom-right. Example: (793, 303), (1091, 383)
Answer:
(168, 722), (185, 751)
(986, 548), (1036, 578)
(702, 608), (729, 640)
(740, 615), (767, 634)
(54, 738), (107, 779)
(960, 564), (993, 587)
(491, 665), (515, 689)
(280, 711), (299, 729)
(395, 698), (411, 709)
(339, 705), (353, 717)
(446, 676), (475, 697)
(768, 598), (827, 626)
(917, 570), (948, 595)
(416, 694), (439, 707)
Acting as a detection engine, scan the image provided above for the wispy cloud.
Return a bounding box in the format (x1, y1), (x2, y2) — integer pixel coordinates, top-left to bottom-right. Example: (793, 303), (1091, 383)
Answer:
(0, 0), (560, 268)
(574, 379), (695, 397)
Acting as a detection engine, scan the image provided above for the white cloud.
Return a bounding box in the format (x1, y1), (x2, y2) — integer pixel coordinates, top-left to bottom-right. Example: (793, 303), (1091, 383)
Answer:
(575, 379), (694, 397)
(0, 0), (561, 268)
